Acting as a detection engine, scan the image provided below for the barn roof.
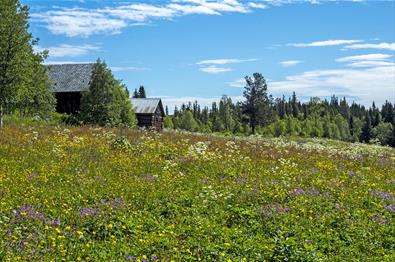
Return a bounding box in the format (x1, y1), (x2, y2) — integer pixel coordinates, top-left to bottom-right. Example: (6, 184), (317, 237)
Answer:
(46, 63), (94, 92)
(131, 98), (164, 115)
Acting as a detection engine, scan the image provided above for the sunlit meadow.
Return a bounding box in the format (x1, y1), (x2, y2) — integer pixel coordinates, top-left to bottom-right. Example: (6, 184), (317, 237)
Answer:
(0, 126), (394, 261)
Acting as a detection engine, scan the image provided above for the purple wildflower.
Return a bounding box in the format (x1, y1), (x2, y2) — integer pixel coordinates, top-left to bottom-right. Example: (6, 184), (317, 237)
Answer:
(13, 205), (46, 221)
(369, 190), (393, 199)
(101, 198), (125, 209)
(152, 255), (158, 261)
(45, 219), (61, 226)
(290, 189), (320, 196)
(348, 171), (356, 177)
(235, 177), (248, 184)
(384, 205), (395, 212)
(80, 207), (99, 217)
(371, 216), (388, 224)
(377, 157), (392, 166)
(261, 203), (290, 217)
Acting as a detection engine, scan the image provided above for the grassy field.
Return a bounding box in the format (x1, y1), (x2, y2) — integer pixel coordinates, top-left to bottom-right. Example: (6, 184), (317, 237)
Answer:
(0, 126), (394, 261)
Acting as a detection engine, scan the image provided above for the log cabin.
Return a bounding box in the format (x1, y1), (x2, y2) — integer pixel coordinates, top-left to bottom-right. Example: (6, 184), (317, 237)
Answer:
(46, 63), (164, 130)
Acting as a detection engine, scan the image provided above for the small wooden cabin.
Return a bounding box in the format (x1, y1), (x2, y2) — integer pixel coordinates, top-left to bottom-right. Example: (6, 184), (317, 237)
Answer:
(46, 63), (94, 114)
(47, 64), (165, 130)
(131, 98), (165, 130)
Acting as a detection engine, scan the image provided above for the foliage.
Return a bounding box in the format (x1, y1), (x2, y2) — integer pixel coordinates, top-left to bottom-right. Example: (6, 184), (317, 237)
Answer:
(132, 86), (147, 98)
(242, 73), (273, 133)
(0, 126), (394, 260)
(166, 89), (395, 147)
(80, 60), (137, 127)
(0, 0), (55, 127)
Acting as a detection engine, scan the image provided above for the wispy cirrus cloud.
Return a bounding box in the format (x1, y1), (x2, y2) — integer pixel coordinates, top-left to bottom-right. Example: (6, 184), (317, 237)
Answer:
(280, 60), (303, 67)
(269, 64), (395, 105)
(199, 65), (232, 74)
(32, 1), (270, 37)
(344, 42), (395, 51)
(288, 39), (363, 47)
(196, 58), (257, 65)
(335, 53), (392, 62)
(197, 57), (257, 74)
(111, 66), (151, 72)
(336, 53), (394, 68)
(35, 44), (100, 57)
(227, 78), (246, 87)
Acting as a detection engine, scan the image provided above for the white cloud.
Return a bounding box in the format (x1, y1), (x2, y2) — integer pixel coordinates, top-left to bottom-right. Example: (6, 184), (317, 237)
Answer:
(111, 66), (151, 72)
(35, 44), (100, 57)
(248, 2), (267, 9)
(280, 60), (303, 67)
(199, 65), (232, 74)
(228, 78), (246, 87)
(197, 58), (257, 74)
(346, 61), (395, 68)
(196, 58), (257, 65)
(336, 53), (392, 62)
(289, 39), (363, 47)
(32, 1), (268, 37)
(344, 42), (395, 51)
(336, 53), (394, 68)
(32, 9), (127, 37)
(269, 64), (395, 106)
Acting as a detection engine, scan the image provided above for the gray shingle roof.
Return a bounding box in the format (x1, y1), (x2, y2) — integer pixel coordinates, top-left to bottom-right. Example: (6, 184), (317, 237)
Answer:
(46, 63), (94, 92)
(131, 98), (164, 115)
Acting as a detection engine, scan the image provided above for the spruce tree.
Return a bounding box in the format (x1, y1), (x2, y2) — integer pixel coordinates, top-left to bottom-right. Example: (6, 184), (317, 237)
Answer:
(138, 86), (146, 98)
(242, 73), (272, 134)
(360, 113), (372, 143)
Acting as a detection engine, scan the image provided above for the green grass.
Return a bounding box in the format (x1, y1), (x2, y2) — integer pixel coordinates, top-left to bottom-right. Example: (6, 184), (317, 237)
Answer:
(0, 126), (394, 261)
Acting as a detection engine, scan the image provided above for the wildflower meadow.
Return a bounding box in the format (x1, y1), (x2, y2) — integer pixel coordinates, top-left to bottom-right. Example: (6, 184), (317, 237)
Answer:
(0, 126), (394, 261)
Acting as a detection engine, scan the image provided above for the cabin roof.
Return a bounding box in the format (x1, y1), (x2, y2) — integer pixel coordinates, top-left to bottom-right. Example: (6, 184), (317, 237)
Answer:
(46, 63), (94, 92)
(131, 98), (164, 115)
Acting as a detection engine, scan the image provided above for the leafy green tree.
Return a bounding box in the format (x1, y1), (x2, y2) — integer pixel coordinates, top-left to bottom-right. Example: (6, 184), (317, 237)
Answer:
(372, 122), (393, 146)
(242, 73), (273, 134)
(163, 115), (174, 129)
(16, 51), (55, 118)
(273, 120), (286, 137)
(0, 0), (54, 127)
(180, 111), (198, 131)
(219, 95), (235, 132)
(80, 59), (136, 127)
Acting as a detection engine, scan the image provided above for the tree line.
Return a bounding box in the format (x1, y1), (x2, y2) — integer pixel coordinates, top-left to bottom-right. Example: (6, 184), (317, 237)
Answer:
(164, 73), (395, 147)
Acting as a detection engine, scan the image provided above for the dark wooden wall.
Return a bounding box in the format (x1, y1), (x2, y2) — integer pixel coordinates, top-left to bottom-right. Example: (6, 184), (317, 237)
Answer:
(136, 107), (164, 130)
(55, 92), (82, 114)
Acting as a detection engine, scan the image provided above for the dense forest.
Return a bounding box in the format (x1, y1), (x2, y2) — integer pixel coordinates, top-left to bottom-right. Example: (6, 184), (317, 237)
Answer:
(163, 73), (395, 147)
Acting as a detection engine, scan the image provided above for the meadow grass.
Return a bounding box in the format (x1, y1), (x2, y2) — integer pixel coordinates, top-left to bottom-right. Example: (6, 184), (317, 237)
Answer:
(0, 126), (394, 261)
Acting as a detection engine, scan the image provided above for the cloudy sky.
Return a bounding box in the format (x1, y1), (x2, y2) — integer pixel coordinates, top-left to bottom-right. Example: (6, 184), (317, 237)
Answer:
(24, 0), (395, 109)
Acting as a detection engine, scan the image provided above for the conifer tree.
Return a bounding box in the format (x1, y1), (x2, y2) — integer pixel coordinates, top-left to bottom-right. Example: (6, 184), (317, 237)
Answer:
(242, 73), (272, 133)
(138, 86), (146, 98)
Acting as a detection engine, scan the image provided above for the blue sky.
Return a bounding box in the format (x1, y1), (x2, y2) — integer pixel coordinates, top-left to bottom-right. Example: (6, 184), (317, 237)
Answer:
(24, 0), (395, 109)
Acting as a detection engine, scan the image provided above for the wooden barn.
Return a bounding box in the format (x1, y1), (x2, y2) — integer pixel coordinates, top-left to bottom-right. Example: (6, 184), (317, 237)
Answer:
(46, 63), (165, 130)
(46, 63), (94, 114)
(131, 98), (165, 130)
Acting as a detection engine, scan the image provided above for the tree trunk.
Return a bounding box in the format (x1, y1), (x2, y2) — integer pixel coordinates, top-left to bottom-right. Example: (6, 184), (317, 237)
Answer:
(0, 105), (4, 128)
